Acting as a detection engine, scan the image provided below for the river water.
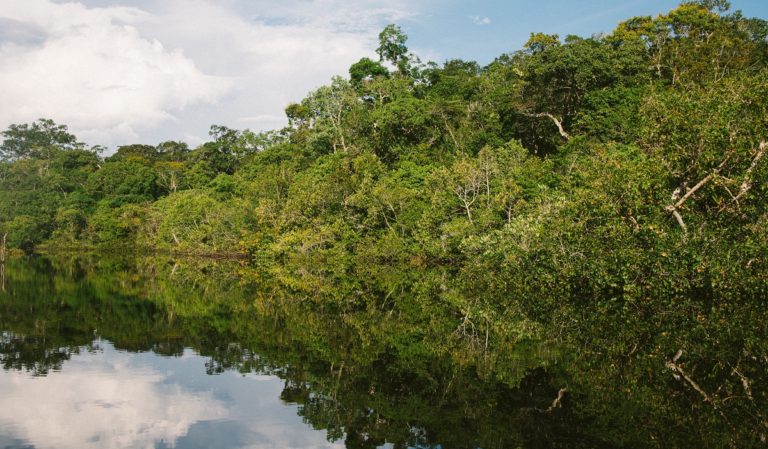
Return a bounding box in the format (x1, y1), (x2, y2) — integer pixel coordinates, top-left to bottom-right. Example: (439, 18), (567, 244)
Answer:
(0, 255), (763, 448)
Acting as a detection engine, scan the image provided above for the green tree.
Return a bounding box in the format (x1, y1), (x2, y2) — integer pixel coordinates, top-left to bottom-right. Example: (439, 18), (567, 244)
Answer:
(108, 144), (160, 163)
(349, 57), (389, 86)
(377, 24), (411, 75)
(0, 119), (85, 161)
(85, 160), (161, 206)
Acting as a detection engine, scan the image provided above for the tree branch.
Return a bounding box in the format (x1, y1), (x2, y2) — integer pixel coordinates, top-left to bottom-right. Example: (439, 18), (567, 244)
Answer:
(441, 113), (461, 151)
(665, 156), (729, 233)
(520, 111), (571, 140)
(666, 349), (715, 406)
(547, 388), (568, 411)
(732, 140), (766, 203)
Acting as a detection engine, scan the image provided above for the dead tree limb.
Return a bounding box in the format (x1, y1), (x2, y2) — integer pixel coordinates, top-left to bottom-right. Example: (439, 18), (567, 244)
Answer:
(731, 365), (753, 401)
(732, 140), (766, 203)
(547, 388), (568, 411)
(1, 233), (6, 293)
(441, 113), (461, 151)
(665, 157), (729, 233)
(520, 111), (571, 140)
(666, 349), (715, 406)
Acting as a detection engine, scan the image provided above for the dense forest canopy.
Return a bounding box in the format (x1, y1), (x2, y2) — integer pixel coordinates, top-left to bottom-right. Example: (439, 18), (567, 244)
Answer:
(1, 1), (768, 445)
(2, 0), (766, 255)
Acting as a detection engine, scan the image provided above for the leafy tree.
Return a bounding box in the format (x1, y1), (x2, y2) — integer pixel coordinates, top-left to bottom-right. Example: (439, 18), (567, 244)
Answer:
(85, 160), (161, 206)
(143, 190), (246, 253)
(297, 77), (359, 153)
(377, 24), (409, 72)
(0, 118), (85, 160)
(349, 57), (389, 86)
(156, 140), (190, 161)
(108, 144), (159, 163)
(376, 24), (421, 77)
(523, 32), (560, 54)
(4, 215), (45, 250)
(154, 161), (187, 193)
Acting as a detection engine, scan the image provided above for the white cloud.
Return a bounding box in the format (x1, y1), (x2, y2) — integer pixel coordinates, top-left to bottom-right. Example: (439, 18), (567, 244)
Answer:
(469, 15), (492, 26)
(128, 0), (418, 139)
(0, 0), (231, 147)
(0, 0), (422, 149)
(0, 345), (227, 449)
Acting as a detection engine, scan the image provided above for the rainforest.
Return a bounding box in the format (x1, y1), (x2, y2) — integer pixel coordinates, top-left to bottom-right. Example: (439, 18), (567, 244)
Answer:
(1, 1), (767, 447)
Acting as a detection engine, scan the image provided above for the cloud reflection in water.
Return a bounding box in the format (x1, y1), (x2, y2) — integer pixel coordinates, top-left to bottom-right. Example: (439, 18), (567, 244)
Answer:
(0, 341), (345, 449)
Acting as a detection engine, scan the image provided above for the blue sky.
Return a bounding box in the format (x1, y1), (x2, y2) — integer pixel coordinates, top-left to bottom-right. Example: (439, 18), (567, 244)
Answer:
(405, 0), (768, 64)
(0, 0), (766, 148)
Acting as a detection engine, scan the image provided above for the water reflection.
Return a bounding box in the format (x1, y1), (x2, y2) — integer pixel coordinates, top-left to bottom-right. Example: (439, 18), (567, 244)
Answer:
(0, 341), (223, 448)
(0, 255), (584, 449)
(0, 339), (348, 449)
(1, 255), (761, 448)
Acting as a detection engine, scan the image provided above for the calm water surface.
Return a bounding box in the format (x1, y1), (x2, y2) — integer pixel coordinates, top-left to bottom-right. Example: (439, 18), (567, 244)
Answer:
(0, 255), (763, 448)
(0, 255), (578, 449)
(0, 338), (345, 449)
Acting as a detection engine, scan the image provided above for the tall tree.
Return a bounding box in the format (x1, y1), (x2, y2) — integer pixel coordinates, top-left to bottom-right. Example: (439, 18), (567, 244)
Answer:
(0, 119), (85, 161)
(377, 24), (411, 75)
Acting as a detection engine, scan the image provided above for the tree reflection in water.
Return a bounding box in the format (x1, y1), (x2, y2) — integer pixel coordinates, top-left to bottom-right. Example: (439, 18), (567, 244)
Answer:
(0, 255), (765, 448)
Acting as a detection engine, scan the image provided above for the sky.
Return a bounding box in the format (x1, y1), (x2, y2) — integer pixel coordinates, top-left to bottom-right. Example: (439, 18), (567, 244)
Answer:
(0, 0), (766, 150)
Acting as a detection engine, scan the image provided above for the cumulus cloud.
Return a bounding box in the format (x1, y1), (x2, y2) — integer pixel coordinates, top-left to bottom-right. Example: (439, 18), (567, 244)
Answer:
(469, 15), (492, 25)
(0, 0), (422, 148)
(127, 0), (418, 140)
(0, 0), (232, 146)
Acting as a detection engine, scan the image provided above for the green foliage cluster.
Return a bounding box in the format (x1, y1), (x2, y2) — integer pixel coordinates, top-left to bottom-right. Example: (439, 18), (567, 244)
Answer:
(0, 122), (274, 252)
(1, 2), (768, 445)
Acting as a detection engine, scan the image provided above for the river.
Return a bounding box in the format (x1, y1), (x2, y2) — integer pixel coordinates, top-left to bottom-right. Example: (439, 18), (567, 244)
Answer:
(0, 255), (763, 448)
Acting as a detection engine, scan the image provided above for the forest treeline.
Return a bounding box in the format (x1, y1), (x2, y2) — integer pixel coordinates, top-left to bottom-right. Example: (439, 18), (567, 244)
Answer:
(2, 0), (768, 444)
(4, 1), (766, 259)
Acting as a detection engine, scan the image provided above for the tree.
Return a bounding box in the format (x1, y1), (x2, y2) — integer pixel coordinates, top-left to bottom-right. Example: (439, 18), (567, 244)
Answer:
(186, 125), (241, 176)
(285, 103), (311, 129)
(0, 119), (85, 161)
(349, 57), (389, 86)
(156, 141), (190, 161)
(377, 24), (410, 75)
(108, 144), (159, 163)
(145, 190), (246, 252)
(523, 32), (560, 54)
(300, 77), (357, 153)
(612, 3), (768, 85)
(3, 215), (45, 250)
(85, 160), (161, 206)
(155, 161), (186, 193)
(684, 0), (730, 13)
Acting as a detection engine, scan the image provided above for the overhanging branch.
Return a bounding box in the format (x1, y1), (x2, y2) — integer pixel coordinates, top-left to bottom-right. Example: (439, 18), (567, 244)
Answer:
(520, 111), (571, 140)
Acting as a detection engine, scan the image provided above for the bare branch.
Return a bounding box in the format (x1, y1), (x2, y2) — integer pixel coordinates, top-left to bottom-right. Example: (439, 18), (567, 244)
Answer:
(732, 140), (766, 203)
(547, 388), (568, 411)
(732, 366), (753, 401)
(674, 173), (714, 209)
(666, 349), (714, 406)
(665, 205), (688, 233)
(520, 111), (571, 140)
(665, 156), (730, 233)
(441, 113), (461, 151)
